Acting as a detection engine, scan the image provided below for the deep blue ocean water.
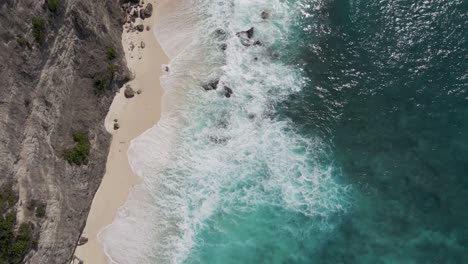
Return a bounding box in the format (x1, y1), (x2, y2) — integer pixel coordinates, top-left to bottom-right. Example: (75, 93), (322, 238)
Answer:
(101, 0), (468, 263)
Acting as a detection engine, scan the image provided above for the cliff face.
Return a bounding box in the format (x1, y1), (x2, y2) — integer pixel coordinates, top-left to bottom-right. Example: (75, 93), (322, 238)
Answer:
(0, 0), (129, 263)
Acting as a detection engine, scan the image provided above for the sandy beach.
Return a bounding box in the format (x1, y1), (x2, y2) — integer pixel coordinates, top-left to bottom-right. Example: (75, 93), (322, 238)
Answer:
(74, 1), (168, 263)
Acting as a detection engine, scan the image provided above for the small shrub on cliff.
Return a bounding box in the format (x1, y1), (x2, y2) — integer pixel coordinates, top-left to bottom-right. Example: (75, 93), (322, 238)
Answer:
(32, 17), (46, 44)
(47, 0), (60, 13)
(107, 64), (118, 74)
(64, 131), (90, 165)
(35, 203), (46, 218)
(106, 47), (117, 60)
(27, 199), (46, 218)
(16, 37), (31, 49)
(94, 73), (111, 95)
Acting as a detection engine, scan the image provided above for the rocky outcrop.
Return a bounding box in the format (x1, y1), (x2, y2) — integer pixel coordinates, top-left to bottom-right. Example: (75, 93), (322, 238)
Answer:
(0, 0), (129, 263)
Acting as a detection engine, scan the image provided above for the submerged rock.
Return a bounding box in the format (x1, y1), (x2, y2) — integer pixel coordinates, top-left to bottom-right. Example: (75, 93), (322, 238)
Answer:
(261, 11), (270, 20)
(214, 28), (227, 39)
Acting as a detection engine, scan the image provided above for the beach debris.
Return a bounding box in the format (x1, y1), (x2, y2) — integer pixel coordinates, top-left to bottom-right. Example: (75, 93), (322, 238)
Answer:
(114, 118), (118, 122)
(146, 25), (150, 31)
(137, 89), (143, 94)
(202, 79), (219, 91)
(261, 11), (270, 20)
(144, 3), (153, 17)
(114, 123), (120, 130)
(224, 86), (233, 98)
(77, 236), (88, 246)
(140, 41), (145, 49)
(124, 85), (135, 98)
(135, 24), (144, 32)
(164, 65), (170, 72)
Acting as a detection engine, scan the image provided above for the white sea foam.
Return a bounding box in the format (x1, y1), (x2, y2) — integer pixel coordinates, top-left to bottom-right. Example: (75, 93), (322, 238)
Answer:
(100, 0), (349, 263)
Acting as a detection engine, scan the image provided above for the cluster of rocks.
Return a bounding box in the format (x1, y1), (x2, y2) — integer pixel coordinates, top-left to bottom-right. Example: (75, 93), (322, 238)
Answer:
(201, 11), (271, 99)
(124, 84), (142, 97)
(121, 0), (153, 32)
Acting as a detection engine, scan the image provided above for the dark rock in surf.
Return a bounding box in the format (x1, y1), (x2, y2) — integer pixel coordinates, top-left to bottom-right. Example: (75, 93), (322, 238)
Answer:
(139, 8), (146, 19)
(202, 79), (219, 91)
(224, 86), (233, 98)
(236, 27), (255, 46)
(246, 27), (254, 38)
(253, 40), (262, 46)
(261, 11), (269, 20)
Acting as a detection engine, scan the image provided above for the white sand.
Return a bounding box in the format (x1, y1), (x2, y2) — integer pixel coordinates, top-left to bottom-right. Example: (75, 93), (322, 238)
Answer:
(74, 1), (168, 263)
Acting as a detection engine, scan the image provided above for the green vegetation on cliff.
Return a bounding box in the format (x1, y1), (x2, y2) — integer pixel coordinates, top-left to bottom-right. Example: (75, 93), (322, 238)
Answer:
(31, 17), (46, 44)
(106, 47), (117, 60)
(47, 0), (60, 13)
(0, 185), (38, 264)
(64, 131), (90, 165)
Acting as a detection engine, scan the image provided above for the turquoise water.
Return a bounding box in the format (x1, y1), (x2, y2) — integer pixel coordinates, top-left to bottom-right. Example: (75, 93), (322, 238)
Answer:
(101, 0), (468, 263)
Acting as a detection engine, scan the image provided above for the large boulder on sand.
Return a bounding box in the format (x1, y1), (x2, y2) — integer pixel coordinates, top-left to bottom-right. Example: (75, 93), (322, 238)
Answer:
(124, 85), (135, 98)
(144, 3), (153, 17)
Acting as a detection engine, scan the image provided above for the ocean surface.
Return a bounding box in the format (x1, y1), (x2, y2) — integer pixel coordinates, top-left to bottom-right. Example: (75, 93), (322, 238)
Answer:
(100, 0), (468, 263)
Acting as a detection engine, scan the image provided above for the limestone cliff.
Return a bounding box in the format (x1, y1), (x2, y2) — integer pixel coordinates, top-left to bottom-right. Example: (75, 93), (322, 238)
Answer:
(0, 0), (129, 263)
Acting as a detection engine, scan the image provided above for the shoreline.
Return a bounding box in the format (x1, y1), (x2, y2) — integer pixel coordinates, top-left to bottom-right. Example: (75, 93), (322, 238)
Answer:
(74, 0), (169, 262)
